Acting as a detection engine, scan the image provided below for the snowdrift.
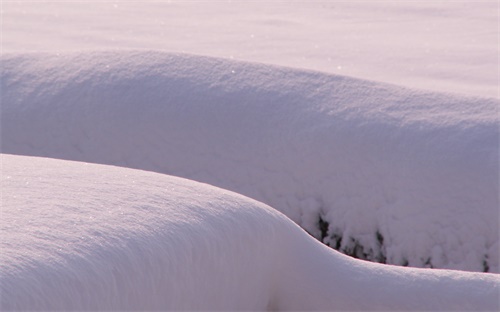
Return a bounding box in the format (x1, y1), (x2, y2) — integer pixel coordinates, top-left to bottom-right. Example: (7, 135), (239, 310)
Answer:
(1, 154), (499, 311)
(1, 51), (498, 273)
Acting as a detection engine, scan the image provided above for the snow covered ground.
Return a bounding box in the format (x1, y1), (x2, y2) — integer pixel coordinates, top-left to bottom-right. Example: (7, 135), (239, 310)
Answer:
(2, 1), (498, 99)
(2, 51), (498, 273)
(1, 1), (499, 310)
(2, 154), (499, 311)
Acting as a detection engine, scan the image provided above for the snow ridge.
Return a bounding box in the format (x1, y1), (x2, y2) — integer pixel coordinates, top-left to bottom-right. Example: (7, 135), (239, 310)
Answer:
(1, 155), (499, 311)
(1, 50), (498, 272)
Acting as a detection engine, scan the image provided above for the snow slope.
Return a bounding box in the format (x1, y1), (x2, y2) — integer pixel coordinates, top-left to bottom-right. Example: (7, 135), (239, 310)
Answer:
(2, 1), (498, 99)
(1, 154), (499, 311)
(2, 51), (498, 273)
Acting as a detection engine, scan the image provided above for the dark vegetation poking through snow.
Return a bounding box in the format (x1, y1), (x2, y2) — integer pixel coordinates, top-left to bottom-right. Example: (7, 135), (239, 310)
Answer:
(483, 256), (490, 273)
(316, 215), (388, 264)
(315, 214), (493, 272)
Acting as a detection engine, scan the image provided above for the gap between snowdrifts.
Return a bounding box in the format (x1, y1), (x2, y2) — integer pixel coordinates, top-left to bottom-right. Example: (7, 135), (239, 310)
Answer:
(1, 50), (499, 273)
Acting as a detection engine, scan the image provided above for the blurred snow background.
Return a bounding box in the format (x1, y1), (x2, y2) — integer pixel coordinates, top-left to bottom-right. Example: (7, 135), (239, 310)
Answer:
(2, 0), (498, 98)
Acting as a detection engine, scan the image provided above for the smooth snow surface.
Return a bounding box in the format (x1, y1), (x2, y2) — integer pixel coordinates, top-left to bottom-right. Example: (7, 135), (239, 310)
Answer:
(1, 154), (499, 311)
(2, 1), (498, 99)
(2, 51), (498, 273)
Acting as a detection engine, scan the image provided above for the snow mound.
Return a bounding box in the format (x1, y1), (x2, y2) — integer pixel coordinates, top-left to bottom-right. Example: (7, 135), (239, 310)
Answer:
(1, 51), (498, 273)
(1, 154), (499, 311)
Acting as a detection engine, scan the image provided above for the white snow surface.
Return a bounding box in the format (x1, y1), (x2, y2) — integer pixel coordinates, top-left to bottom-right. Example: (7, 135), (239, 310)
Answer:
(2, 51), (498, 274)
(1, 154), (499, 311)
(2, 1), (498, 99)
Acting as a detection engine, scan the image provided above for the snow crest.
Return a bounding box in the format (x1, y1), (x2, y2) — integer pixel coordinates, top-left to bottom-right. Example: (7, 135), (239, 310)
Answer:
(1, 51), (498, 273)
(1, 154), (499, 311)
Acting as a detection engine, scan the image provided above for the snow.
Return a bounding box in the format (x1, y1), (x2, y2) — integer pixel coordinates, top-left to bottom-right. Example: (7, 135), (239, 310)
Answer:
(2, 51), (498, 274)
(1, 1), (499, 309)
(2, 1), (497, 99)
(1, 154), (499, 311)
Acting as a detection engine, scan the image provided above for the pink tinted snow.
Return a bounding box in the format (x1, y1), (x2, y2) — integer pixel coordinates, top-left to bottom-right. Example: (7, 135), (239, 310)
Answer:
(2, 1), (497, 99)
(1, 154), (499, 311)
(1, 51), (498, 273)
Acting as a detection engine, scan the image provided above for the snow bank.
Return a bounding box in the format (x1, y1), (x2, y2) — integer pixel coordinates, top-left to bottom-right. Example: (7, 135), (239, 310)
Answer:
(3, 1), (497, 98)
(1, 154), (499, 311)
(1, 51), (498, 273)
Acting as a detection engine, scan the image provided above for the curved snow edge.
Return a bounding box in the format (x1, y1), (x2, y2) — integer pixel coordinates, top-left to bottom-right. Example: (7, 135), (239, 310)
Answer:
(1, 50), (498, 272)
(1, 154), (499, 311)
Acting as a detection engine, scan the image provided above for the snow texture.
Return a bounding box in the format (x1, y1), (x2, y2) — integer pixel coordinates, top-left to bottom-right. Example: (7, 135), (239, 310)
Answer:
(2, 51), (498, 274)
(3, 1), (497, 99)
(1, 154), (499, 311)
